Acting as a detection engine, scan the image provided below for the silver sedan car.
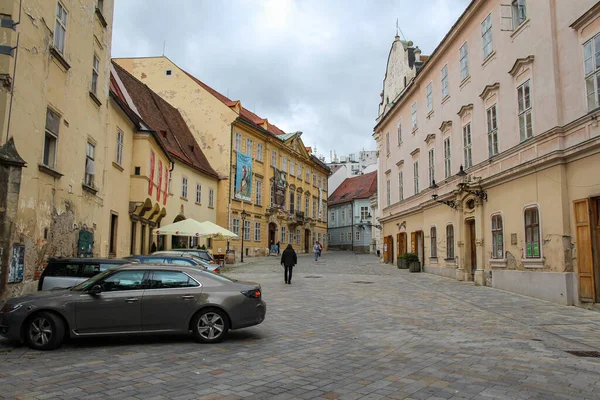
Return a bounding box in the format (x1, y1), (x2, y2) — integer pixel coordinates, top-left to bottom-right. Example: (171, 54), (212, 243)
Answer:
(0, 264), (266, 350)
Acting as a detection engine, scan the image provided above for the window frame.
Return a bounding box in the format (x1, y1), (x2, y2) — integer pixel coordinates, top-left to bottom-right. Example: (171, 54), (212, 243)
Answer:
(116, 130), (124, 166)
(271, 150), (277, 167)
(209, 188), (214, 208)
(524, 206), (541, 259)
(411, 102), (418, 130)
(491, 213), (504, 259)
(234, 132), (242, 152)
(426, 82), (433, 113)
(54, 1), (68, 54)
(446, 224), (455, 259)
(463, 123), (473, 169)
(443, 137), (451, 178)
(256, 143), (263, 162)
(512, 0), (527, 29)
(482, 14), (493, 60)
(255, 180), (262, 205)
(584, 35), (600, 110)
(428, 149), (435, 187)
(243, 220), (251, 241)
(399, 171), (404, 201)
(517, 80), (533, 141)
(181, 177), (188, 199)
(195, 183), (202, 204)
(413, 160), (419, 195)
(254, 222), (261, 242)
(44, 108), (60, 169)
(397, 119), (402, 145)
(459, 42), (469, 81)
(487, 104), (499, 157)
(91, 54), (100, 95)
(85, 141), (95, 187)
(441, 65), (449, 99)
(430, 226), (437, 258)
(246, 138), (253, 157)
(232, 218), (240, 236)
(386, 178), (391, 206)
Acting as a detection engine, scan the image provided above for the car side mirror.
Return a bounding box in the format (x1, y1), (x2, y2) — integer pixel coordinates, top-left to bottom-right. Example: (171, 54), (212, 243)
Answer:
(89, 285), (102, 295)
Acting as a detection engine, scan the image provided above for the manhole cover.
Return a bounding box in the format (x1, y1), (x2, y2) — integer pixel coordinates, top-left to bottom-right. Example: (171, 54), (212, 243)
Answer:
(304, 275), (322, 278)
(565, 350), (600, 358)
(352, 281), (374, 284)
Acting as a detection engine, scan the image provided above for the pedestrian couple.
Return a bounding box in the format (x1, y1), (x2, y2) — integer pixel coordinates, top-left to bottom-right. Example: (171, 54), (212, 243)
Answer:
(314, 241), (323, 261)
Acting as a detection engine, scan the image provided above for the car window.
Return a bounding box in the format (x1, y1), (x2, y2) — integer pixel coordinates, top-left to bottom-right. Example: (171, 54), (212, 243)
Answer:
(170, 258), (196, 266)
(143, 257), (167, 264)
(195, 270), (237, 284)
(149, 271), (199, 289)
(44, 263), (80, 277)
(81, 264), (102, 278)
(100, 270), (146, 291)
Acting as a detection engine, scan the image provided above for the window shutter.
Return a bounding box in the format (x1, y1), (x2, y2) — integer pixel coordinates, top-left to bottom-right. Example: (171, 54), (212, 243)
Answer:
(500, 4), (514, 31)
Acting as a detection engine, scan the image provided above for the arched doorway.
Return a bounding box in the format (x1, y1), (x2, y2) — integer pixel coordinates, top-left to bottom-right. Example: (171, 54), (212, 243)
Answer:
(304, 229), (311, 253)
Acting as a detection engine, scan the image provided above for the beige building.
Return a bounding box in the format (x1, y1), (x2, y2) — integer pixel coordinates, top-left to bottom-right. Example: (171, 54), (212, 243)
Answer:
(114, 57), (330, 257)
(374, 0), (600, 307)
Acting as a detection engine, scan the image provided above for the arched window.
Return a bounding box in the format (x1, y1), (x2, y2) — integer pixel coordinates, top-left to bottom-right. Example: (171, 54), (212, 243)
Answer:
(524, 207), (540, 258)
(446, 224), (455, 259)
(430, 226), (437, 258)
(491, 214), (504, 259)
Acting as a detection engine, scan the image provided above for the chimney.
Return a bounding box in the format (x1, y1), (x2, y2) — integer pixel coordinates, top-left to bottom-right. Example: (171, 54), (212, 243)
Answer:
(414, 46), (421, 62)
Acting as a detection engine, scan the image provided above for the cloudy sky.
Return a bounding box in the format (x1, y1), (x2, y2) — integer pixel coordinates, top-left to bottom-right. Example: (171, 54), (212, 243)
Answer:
(112, 0), (470, 162)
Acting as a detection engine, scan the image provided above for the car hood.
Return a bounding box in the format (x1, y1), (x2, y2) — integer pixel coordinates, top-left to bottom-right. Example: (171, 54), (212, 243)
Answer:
(7, 289), (76, 305)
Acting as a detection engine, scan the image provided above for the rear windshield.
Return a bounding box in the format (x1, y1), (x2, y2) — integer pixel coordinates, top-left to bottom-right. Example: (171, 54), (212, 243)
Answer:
(44, 262), (121, 278)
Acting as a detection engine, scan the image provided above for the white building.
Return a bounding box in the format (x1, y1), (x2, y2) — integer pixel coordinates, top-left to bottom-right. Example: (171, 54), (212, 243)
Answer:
(327, 150), (378, 194)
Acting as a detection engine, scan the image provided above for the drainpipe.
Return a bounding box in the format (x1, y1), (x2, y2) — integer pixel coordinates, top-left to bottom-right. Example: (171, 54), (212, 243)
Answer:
(3, 0), (22, 146)
(351, 202), (354, 252)
(227, 121), (234, 251)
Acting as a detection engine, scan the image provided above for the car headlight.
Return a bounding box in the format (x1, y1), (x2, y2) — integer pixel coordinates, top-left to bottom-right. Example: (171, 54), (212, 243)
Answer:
(0, 303), (22, 313)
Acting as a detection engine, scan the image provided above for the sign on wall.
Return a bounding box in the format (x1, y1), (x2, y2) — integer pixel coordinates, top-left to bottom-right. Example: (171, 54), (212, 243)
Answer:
(234, 152), (253, 201)
(8, 244), (25, 283)
(273, 167), (287, 207)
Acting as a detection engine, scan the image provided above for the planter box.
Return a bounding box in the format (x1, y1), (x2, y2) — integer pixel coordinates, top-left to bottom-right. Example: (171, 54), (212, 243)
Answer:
(397, 258), (408, 269)
(409, 261), (421, 273)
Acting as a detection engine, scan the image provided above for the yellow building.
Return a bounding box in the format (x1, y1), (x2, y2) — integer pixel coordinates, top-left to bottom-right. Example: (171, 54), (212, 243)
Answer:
(114, 57), (330, 257)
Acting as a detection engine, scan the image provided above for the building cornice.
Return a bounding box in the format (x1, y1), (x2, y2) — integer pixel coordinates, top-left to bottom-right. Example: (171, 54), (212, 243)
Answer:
(570, 2), (600, 31)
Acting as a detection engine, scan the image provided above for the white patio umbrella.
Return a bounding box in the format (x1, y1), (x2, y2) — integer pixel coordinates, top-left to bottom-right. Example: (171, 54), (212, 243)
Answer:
(153, 219), (238, 239)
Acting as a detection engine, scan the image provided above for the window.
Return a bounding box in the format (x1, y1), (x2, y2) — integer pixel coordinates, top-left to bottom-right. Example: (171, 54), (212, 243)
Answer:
(209, 188), (214, 207)
(441, 65), (449, 99)
(271, 150), (277, 166)
(341, 210), (345, 224)
(254, 222), (261, 241)
(512, 0), (527, 28)
(270, 184), (274, 207)
(584, 34), (600, 110)
(492, 214), (504, 259)
(297, 193), (302, 212)
(347, 232), (352, 242)
(281, 226), (287, 243)
(91, 55), (99, 95)
(44, 108), (60, 168)
(100, 270), (146, 292)
(246, 138), (253, 157)
(459, 42), (469, 80)
(256, 143), (263, 162)
(109, 213), (118, 256)
(85, 142), (95, 186)
(149, 271), (198, 289)
(305, 196), (309, 214)
(290, 192), (295, 213)
(116, 130), (124, 165)
(312, 199), (317, 218)
(430, 227), (437, 258)
(318, 176), (322, 188)
(296, 229), (301, 245)
(181, 177), (188, 199)
(413, 161), (419, 194)
(306, 168), (310, 182)
(482, 14), (493, 59)
(411, 102), (417, 130)
(524, 207), (540, 258)
(196, 184), (202, 203)
(446, 225), (455, 259)
(290, 161), (295, 176)
(428, 149), (435, 187)
(298, 165), (302, 180)
(463, 124), (472, 169)
(397, 119), (402, 145)
(243, 220), (251, 241)
(517, 80), (533, 140)
(165, 69), (172, 76)
(444, 137), (451, 178)
(282, 156), (287, 172)
(355, 230), (360, 241)
(331, 212), (335, 223)
(54, 2), (67, 54)
(256, 181), (262, 205)
(360, 206), (369, 221)
(313, 173), (317, 186)
(340, 232), (344, 242)
(385, 132), (390, 155)
(235, 132), (242, 152)
(487, 105), (499, 156)
(426, 82), (433, 112)
(386, 179), (391, 206)
(232, 218), (240, 236)
(399, 172), (404, 201)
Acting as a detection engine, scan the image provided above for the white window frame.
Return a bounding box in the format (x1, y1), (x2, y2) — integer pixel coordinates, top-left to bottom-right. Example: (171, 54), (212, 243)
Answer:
(85, 141), (95, 186)
(444, 137), (451, 178)
(196, 183), (202, 204)
(282, 156), (287, 172)
(306, 168), (310, 182)
(426, 82), (433, 113)
(446, 224), (455, 259)
(441, 65), (449, 99)
(209, 188), (214, 207)
(386, 179), (391, 206)
(271, 150), (277, 167)
(463, 123), (472, 169)
(386, 132), (390, 155)
(235, 132), (242, 152)
(255, 222), (261, 242)
(428, 149), (435, 187)
(290, 161), (295, 176)
(312, 198), (317, 218)
(355, 230), (360, 241)
(116, 130), (124, 166)
(281, 226), (287, 243)
(482, 14), (493, 60)
(487, 104), (499, 157)
(91, 55), (99, 95)
(398, 172), (403, 201)
(232, 218), (240, 236)
(243, 220), (251, 241)
(512, 0), (527, 29)
(360, 206), (369, 221)
(255, 180), (262, 205)
(584, 34), (600, 111)
(44, 108), (60, 169)
(296, 229), (301, 245)
(491, 213), (504, 259)
(459, 42), (469, 81)
(413, 161), (419, 195)
(246, 138), (253, 157)
(397, 119), (402, 145)
(517, 80), (533, 141)
(298, 164), (302, 180)
(256, 143), (263, 162)
(54, 2), (67, 54)
(181, 177), (188, 199)
(411, 102), (417, 130)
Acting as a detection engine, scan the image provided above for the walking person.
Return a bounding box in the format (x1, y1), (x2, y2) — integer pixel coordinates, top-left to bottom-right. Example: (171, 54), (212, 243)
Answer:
(281, 244), (297, 284)
(276, 241), (281, 256)
(314, 241), (320, 262)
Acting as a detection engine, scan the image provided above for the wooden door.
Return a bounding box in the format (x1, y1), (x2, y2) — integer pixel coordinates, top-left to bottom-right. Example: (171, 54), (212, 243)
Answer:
(469, 221), (476, 277)
(411, 232), (417, 254)
(574, 199), (595, 302)
(397, 233), (407, 257)
(383, 236), (390, 263)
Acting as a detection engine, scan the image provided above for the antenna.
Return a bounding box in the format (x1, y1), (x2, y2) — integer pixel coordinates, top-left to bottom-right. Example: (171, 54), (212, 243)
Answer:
(396, 19), (407, 41)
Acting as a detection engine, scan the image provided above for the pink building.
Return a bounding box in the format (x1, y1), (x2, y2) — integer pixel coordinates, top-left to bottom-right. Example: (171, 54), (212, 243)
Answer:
(374, 0), (600, 307)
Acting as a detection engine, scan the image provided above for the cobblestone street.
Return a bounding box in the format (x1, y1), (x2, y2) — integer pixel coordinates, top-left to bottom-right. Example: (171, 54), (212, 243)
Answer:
(2, 252), (600, 399)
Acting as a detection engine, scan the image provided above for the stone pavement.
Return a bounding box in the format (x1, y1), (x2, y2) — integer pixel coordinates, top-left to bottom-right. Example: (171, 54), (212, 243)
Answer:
(2, 251), (600, 400)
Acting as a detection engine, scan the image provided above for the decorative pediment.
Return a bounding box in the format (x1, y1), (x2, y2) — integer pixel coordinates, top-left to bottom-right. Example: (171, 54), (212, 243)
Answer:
(410, 148), (420, 157)
(424, 133), (436, 145)
(396, 159), (404, 167)
(385, 169), (392, 175)
(479, 82), (500, 99)
(289, 184), (296, 190)
(508, 55), (534, 77)
(457, 104), (473, 118)
(439, 120), (452, 132)
(570, 3), (600, 30)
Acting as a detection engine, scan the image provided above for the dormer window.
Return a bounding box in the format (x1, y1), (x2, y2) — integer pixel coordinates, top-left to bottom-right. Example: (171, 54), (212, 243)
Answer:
(160, 130), (167, 138)
(189, 145), (194, 153)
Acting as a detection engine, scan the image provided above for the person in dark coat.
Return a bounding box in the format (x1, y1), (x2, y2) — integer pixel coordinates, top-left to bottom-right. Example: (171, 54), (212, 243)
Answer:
(280, 244), (297, 284)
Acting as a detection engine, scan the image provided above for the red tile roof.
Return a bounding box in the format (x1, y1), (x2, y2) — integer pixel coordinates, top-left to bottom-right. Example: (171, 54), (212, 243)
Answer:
(328, 171), (377, 206)
(113, 62), (219, 179)
(181, 69), (286, 136)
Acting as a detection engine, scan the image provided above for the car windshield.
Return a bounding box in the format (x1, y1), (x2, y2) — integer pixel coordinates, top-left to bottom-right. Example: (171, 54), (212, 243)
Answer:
(71, 269), (113, 291)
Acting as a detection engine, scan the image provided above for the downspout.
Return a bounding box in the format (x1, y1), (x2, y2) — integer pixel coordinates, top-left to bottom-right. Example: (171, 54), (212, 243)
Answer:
(4, 0), (22, 146)
(227, 121), (235, 251)
(351, 201), (354, 252)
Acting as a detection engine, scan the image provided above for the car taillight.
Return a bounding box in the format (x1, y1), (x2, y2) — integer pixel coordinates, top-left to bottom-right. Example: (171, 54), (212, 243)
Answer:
(214, 267), (220, 274)
(241, 289), (261, 299)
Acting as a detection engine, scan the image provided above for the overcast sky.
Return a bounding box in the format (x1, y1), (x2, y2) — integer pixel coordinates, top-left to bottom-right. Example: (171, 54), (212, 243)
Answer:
(112, 0), (470, 162)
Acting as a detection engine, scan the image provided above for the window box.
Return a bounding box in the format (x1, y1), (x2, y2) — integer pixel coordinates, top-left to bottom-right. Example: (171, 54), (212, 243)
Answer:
(82, 183), (98, 195)
(521, 258), (544, 269)
(112, 161), (124, 172)
(482, 50), (496, 68)
(49, 47), (70, 70)
(89, 91), (102, 107)
(490, 259), (507, 268)
(95, 8), (108, 28)
(38, 163), (63, 179)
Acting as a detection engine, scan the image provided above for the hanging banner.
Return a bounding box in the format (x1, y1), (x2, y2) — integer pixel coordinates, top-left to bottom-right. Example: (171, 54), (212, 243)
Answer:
(157, 160), (163, 202)
(234, 152), (253, 201)
(273, 167), (287, 207)
(148, 151), (155, 195)
(318, 188), (323, 220)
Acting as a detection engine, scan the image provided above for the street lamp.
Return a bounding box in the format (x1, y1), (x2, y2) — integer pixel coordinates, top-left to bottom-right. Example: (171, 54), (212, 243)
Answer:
(240, 210), (249, 263)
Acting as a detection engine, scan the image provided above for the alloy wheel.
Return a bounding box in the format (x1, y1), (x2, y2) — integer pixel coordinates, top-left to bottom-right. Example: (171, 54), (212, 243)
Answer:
(197, 312), (225, 340)
(29, 317), (53, 347)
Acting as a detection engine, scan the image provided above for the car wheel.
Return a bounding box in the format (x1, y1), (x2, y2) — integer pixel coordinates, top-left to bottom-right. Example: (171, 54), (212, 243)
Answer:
(25, 311), (65, 351)
(192, 308), (229, 343)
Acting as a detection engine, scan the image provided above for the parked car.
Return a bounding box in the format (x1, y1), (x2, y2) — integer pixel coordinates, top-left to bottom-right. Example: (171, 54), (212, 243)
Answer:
(127, 254), (220, 274)
(154, 249), (215, 264)
(0, 264), (266, 350)
(38, 258), (131, 291)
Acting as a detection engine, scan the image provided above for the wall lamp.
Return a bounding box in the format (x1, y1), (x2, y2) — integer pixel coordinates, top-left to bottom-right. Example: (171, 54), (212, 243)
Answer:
(431, 181), (458, 210)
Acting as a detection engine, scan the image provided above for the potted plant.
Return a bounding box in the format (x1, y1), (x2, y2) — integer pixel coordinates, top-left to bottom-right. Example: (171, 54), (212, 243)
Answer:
(404, 252), (421, 273)
(397, 254), (408, 269)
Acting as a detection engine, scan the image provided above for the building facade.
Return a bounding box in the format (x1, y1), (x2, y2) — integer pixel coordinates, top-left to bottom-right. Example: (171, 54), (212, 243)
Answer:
(327, 150), (378, 194)
(327, 171), (377, 253)
(113, 57), (330, 256)
(374, 0), (600, 307)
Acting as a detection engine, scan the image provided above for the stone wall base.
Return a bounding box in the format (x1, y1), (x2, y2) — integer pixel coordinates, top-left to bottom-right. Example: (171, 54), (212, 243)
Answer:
(423, 265), (457, 280)
(492, 269), (577, 306)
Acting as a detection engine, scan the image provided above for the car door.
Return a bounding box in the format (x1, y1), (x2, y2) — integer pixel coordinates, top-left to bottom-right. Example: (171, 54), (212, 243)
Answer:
(141, 270), (203, 332)
(74, 269), (148, 334)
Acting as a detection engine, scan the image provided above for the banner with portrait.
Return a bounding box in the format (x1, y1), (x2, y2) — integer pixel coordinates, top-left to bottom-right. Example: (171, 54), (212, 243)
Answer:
(273, 167), (287, 207)
(234, 152), (253, 201)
